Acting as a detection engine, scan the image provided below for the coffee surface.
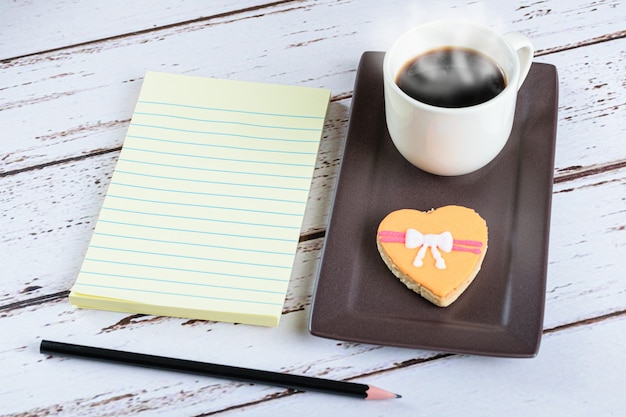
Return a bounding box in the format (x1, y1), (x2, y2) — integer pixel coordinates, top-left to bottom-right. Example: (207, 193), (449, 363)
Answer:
(395, 48), (506, 108)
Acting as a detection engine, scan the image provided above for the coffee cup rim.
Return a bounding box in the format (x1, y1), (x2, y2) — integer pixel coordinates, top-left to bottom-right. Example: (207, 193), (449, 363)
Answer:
(383, 20), (521, 112)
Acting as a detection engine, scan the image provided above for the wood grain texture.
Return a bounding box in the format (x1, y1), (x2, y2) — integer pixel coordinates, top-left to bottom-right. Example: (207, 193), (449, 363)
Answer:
(219, 315), (626, 416)
(1, 0), (625, 415)
(0, 0), (287, 60)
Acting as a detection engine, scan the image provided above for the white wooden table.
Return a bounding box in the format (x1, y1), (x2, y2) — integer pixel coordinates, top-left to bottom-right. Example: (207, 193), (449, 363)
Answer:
(1, 1), (625, 415)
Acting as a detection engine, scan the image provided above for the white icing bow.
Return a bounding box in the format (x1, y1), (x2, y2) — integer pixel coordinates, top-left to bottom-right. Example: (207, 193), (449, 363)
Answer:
(405, 229), (453, 270)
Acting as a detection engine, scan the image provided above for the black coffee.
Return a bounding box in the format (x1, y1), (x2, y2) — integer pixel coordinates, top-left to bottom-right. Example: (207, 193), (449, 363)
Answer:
(395, 47), (506, 108)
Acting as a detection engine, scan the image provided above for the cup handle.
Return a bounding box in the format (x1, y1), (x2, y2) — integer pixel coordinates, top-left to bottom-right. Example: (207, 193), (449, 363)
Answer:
(503, 31), (534, 90)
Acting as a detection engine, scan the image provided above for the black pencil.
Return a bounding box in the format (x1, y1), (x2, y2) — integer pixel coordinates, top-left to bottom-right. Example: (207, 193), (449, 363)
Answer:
(40, 340), (400, 400)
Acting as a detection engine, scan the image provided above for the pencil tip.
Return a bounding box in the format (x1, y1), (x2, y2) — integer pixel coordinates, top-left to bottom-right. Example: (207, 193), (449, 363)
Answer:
(366, 385), (401, 400)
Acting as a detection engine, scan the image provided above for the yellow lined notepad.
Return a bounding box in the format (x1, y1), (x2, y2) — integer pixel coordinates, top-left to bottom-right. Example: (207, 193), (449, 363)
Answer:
(69, 72), (330, 326)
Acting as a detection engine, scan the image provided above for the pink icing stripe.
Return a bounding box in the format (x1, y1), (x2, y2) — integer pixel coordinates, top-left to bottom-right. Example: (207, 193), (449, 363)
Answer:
(378, 236), (406, 243)
(377, 231), (405, 243)
(453, 239), (483, 247)
(452, 245), (482, 254)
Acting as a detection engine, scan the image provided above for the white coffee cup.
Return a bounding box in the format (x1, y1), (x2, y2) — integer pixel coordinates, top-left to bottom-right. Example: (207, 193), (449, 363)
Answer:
(383, 20), (534, 176)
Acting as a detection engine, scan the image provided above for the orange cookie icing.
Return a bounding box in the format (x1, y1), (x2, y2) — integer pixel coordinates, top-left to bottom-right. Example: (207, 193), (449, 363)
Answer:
(377, 206), (488, 306)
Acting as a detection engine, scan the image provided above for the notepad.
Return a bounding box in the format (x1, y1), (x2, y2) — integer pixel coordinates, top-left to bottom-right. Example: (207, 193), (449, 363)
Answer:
(69, 72), (330, 327)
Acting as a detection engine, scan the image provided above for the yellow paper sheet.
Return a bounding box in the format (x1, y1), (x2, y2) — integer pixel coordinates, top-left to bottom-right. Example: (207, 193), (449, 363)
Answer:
(70, 72), (330, 327)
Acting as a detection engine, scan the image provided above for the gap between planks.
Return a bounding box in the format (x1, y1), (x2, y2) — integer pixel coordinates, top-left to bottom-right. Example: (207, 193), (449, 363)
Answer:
(534, 29), (626, 56)
(554, 159), (626, 183)
(1, 0), (623, 65)
(191, 309), (626, 416)
(7, 308), (625, 416)
(0, 0), (302, 64)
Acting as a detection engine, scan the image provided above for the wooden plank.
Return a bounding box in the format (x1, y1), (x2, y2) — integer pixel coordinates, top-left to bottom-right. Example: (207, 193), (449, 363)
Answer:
(535, 41), (626, 172)
(545, 165), (626, 329)
(2, 0), (623, 60)
(221, 314), (626, 416)
(1, 0), (624, 174)
(0, 0), (281, 60)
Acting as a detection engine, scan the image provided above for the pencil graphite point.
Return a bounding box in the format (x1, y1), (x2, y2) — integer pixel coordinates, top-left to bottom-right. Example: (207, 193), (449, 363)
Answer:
(365, 385), (402, 400)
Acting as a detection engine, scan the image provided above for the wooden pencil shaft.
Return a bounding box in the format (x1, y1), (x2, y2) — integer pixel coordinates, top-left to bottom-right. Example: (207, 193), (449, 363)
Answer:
(40, 340), (368, 398)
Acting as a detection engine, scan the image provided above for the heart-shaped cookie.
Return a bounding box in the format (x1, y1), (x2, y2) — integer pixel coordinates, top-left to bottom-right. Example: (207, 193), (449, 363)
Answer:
(377, 205), (488, 307)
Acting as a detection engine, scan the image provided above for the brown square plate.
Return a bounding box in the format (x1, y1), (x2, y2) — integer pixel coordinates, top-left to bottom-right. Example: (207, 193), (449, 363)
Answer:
(309, 52), (558, 357)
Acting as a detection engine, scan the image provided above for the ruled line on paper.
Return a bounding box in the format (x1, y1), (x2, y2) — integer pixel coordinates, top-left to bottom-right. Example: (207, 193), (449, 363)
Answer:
(133, 112), (323, 131)
(104, 195), (303, 217)
(97, 220), (297, 242)
(129, 124), (320, 144)
(92, 232), (294, 256)
(116, 158), (313, 179)
(109, 183), (307, 204)
(122, 146), (314, 167)
(136, 100), (327, 119)
(125, 135), (318, 155)
(78, 272), (287, 295)
(82, 258), (291, 282)
(84, 240), (291, 269)
(88, 245), (293, 270)
(73, 283), (286, 306)
(112, 170), (312, 192)
(99, 207), (303, 229)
